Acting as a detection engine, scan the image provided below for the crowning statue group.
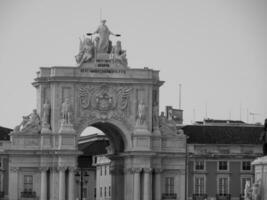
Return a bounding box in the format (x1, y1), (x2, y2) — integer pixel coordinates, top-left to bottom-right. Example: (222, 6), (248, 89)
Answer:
(75, 20), (127, 66)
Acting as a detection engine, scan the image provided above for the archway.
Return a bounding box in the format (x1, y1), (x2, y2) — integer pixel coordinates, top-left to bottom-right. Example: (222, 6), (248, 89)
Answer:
(77, 121), (126, 200)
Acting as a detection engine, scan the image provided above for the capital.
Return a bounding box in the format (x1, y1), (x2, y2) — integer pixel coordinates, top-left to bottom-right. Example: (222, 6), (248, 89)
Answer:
(154, 168), (163, 174)
(39, 167), (49, 172)
(68, 167), (77, 172)
(10, 167), (19, 172)
(143, 168), (153, 173)
(132, 167), (142, 174)
(58, 166), (67, 172)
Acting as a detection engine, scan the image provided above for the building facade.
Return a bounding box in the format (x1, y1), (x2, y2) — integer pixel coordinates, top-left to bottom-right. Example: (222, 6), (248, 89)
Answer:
(183, 121), (262, 200)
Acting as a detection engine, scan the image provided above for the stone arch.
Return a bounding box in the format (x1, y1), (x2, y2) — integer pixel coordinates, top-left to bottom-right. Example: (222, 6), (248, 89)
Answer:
(76, 118), (132, 153)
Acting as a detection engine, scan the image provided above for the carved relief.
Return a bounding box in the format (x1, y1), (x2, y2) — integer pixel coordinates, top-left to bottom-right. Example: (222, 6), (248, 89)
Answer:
(78, 84), (132, 127)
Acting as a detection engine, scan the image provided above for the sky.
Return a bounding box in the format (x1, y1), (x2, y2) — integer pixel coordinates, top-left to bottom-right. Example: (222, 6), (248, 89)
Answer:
(0, 0), (266, 128)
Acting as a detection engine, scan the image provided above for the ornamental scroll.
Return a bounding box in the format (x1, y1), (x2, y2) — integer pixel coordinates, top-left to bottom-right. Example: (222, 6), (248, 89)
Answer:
(79, 85), (132, 123)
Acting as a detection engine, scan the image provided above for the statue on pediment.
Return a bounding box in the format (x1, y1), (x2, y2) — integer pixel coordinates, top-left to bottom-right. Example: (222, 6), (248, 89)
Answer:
(94, 19), (116, 53)
(111, 41), (127, 66)
(14, 109), (41, 134)
(75, 36), (94, 66)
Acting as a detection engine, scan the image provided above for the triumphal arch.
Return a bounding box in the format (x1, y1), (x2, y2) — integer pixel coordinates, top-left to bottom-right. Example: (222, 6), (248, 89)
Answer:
(7, 20), (186, 200)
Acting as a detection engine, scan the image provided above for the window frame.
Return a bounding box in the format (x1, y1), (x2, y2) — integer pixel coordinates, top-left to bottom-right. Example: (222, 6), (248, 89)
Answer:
(217, 161), (229, 172)
(165, 177), (175, 195)
(193, 174), (206, 195)
(23, 175), (33, 192)
(241, 161), (252, 172)
(217, 175), (229, 195)
(194, 160), (205, 171)
(240, 175), (253, 194)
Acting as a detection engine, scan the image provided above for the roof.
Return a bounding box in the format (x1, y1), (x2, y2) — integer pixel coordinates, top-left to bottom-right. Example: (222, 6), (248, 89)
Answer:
(0, 126), (11, 140)
(182, 124), (263, 145)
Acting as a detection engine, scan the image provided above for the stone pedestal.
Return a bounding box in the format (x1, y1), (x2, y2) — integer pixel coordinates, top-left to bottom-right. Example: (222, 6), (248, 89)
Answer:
(252, 156), (267, 200)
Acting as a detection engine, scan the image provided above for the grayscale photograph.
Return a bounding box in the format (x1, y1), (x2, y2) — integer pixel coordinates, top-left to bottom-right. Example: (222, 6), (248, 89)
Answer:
(0, 0), (266, 200)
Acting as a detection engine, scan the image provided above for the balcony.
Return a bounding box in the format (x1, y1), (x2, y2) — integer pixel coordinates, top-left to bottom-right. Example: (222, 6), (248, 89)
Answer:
(216, 194), (231, 200)
(193, 194), (208, 200)
(21, 191), (37, 200)
(162, 193), (177, 199)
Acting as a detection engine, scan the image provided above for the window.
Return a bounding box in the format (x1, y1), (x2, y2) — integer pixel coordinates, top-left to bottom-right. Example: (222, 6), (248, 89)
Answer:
(242, 161), (251, 171)
(100, 187), (102, 197)
(241, 177), (252, 194)
(24, 175), (33, 192)
(94, 188), (96, 198)
(165, 177), (174, 194)
(218, 161), (228, 171)
(195, 160), (205, 171)
(194, 176), (205, 194)
(100, 167), (102, 176)
(109, 186), (111, 196)
(105, 166), (107, 175)
(218, 176), (229, 195)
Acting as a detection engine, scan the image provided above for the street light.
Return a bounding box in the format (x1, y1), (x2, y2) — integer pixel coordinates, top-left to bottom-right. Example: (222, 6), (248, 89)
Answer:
(75, 168), (89, 200)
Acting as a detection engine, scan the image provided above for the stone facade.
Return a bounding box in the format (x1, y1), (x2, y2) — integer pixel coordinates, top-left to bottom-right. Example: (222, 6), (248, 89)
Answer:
(5, 21), (187, 200)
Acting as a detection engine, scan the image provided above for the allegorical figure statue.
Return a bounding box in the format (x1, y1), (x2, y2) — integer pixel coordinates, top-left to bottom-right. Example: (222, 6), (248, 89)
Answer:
(14, 109), (41, 134)
(94, 20), (115, 53)
(75, 37), (94, 66)
(244, 180), (252, 200)
(136, 100), (145, 126)
(111, 41), (127, 65)
(260, 118), (267, 155)
(62, 98), (72, 124)
(42, 100), (50, 126)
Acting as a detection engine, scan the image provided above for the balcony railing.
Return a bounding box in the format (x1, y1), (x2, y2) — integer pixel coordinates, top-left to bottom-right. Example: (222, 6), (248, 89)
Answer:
(162, 193), (177, 199)
(216, 194), (231, 200)
(21, 191), (37, 198)
(240, 194), (245, 200)
(193, 194), (208, 200)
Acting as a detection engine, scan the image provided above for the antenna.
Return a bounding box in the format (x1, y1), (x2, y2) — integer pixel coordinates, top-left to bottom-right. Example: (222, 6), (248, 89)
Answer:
(193, 108), (196, 123)
(246, 108), (249, 123)
(179, 84), (182, 109)
(205, 103), (208, 119)
(239, 102), (242, 121)
(100, 8), (102, 21)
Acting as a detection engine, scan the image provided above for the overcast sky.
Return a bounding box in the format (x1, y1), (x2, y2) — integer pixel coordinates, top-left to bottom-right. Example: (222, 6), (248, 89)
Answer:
(0, 0), (266, 128)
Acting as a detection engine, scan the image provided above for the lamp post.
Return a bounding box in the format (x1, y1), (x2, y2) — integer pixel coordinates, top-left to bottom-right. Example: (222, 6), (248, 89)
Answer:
(75, 168), (89, 200)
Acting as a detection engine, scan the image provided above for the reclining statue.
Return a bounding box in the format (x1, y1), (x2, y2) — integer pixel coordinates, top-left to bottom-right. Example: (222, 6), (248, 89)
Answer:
(13, 109), (41, 134)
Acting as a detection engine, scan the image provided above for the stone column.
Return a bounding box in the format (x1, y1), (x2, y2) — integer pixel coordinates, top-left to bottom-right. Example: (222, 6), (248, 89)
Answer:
(8, 167), (19, 200)
(133, 168), (142, 200)
(154, 169), (162, 200)
(143, 168), (152, 200)
(58, 167), (66, 200)
(40, 167), (48, 200)
(68, 167), (75, 200)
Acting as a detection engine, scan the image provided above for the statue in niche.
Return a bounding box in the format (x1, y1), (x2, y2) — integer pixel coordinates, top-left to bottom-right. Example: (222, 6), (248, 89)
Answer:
(111, 41), (127, 65)
(244, 180), (252, 200)
(94, 20), (115, 53)
(14, 109), (41, 134)
(61, 98), (72, 124)
(260, 118), (267, 155)
(152, 102), (159, 127)
(42, 100), (50, 127)
(75, 36), (94, 66)
(136, 100), (145, 126)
